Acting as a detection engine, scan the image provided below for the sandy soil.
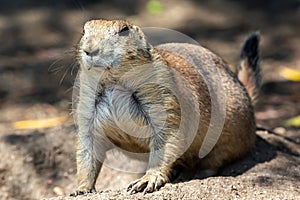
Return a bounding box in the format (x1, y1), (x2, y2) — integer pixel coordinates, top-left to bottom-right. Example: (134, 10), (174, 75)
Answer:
(0, 0), (299, 199)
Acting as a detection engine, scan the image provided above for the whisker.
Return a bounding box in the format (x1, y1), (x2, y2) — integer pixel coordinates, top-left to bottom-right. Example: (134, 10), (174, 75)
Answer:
(48, 45), (80, 85)
(49, 57), (65, 74)
(73, 0), (85, 11)
(59, 65), (71, 85)
(65, 86), (74, 94)
(70, 62), (79, 76)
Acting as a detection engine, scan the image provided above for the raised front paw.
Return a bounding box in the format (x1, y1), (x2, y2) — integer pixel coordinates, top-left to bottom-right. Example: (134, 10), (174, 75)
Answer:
(70, 188), (96, 196)
(127, 170), (169, 194)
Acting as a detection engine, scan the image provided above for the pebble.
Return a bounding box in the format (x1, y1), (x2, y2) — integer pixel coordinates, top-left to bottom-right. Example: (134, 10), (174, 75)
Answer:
(231, 185), (237, 191)
(273, 127), (286, 134)
(53, 186), (64, 196)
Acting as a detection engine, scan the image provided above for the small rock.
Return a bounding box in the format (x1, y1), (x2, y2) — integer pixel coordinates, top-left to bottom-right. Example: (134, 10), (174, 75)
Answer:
(47, 179), (53, 185)
(231, 185), (237, 191)
(68, 168), (75, 174)
(24, 155), (33, 163)
(63, 172), (68, 177)
(273, 127), (286, 134)
(53, 186), (64, 196)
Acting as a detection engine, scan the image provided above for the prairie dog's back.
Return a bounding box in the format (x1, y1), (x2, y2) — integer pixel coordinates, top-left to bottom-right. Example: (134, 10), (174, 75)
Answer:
(156, 42), (252, 114)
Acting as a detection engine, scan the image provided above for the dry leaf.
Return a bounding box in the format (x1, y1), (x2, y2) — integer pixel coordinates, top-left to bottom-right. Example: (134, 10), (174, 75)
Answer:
(13, 116), (68, 130)
(283, 115), (300, 127)
(280, 67), (300, 81)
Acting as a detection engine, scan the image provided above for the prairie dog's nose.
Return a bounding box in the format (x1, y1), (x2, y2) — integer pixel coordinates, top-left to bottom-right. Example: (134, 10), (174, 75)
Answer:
(84, 49), (99, 57)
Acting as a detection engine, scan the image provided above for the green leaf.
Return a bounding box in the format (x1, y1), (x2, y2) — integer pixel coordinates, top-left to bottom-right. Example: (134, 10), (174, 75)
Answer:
(147, 0), (163, 15)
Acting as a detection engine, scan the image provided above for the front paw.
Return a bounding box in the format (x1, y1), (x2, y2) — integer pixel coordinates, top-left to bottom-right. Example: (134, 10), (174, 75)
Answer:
(127, 170), (169, 194)
(70, 188), (96, 196)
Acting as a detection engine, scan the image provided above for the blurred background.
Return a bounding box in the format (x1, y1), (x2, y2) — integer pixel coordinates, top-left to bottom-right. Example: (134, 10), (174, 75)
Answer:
(0, 0), (299, 199)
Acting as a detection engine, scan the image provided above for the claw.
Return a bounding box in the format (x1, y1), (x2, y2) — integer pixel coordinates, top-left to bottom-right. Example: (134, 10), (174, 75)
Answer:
(127, 179), (138, 192)
(70, 188), (96, 196)
(128, 188), (137, 195)
(127, 171), (169, 194)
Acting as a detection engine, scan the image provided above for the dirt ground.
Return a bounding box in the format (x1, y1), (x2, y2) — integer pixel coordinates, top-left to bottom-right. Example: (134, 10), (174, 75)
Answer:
(0, 0), (299, 199)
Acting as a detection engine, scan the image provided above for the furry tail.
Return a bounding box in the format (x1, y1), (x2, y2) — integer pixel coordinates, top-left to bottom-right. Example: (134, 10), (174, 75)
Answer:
(238, 32), (261, 104)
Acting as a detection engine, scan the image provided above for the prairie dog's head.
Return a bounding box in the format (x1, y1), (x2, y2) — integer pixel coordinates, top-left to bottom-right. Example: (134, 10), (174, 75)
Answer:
(78, 19), (150, 70)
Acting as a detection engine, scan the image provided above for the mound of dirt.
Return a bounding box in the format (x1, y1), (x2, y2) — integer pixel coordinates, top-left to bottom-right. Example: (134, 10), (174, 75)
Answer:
(44, 129), (300, 200)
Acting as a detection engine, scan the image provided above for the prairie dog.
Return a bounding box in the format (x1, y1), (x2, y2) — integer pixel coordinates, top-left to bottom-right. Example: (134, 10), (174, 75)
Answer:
(72, 19), (260, 195)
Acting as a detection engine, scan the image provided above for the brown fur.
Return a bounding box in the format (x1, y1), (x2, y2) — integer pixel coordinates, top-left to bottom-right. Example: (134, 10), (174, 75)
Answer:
(72, 19), (260, 195)
(238, 60), (258, 102)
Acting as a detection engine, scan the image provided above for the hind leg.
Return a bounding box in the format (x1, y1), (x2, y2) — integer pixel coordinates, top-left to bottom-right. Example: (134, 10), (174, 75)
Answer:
(199, 130), (255, 175)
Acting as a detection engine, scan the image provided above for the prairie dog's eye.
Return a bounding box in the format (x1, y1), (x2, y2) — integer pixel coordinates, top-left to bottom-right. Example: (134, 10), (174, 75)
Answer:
(118, 26), (129, 36)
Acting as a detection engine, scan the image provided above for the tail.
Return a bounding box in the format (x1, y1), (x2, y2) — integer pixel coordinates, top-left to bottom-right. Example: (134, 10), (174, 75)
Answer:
(238, 32), (261, 104)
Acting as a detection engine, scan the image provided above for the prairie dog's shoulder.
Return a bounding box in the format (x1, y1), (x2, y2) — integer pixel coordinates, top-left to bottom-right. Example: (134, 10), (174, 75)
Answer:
(156, 43), (229, 71)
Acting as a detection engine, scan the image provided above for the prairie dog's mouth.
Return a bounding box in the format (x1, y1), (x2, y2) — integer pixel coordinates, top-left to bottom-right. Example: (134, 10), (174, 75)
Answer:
(81, 52), (114, 69)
